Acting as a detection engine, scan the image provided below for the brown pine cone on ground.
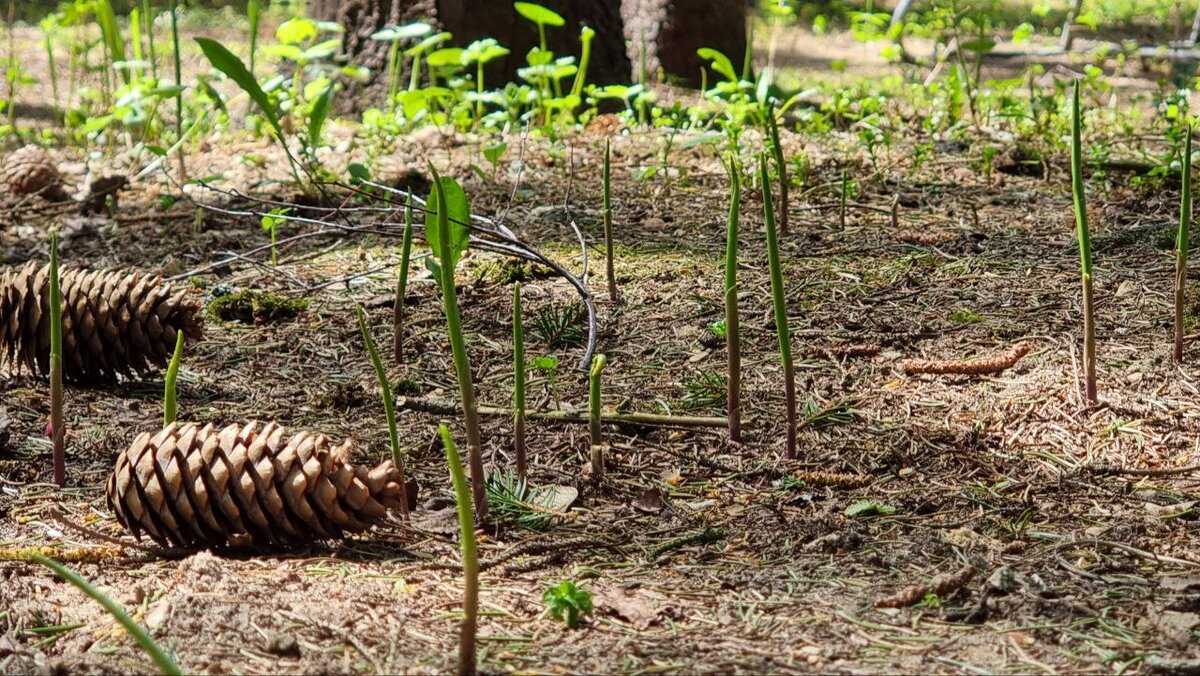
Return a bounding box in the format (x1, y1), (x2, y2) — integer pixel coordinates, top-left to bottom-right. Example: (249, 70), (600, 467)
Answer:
(0, 262), (203, 383)
(2, 145), (68, 201)
(106, 421), (414, 549)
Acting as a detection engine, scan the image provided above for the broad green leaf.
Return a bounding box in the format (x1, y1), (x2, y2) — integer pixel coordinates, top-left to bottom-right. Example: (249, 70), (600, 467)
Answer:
(263, 43), (304, 61)
(530, 355), (559, 370)
(845, 500), (896, 518)
(406, 31), (452, 56)
(427, 47), (466, 68)
(276, 18), (317, 45)
(196, 37), (282, 138)
(426, 174), (470, 268)
(301, 38), (342, 62)
(464, 38), (509, 64)
(308, 83), (335, 147)
(696, 47), (737, 83)
(371, 22), (434, 42)
(514, 2), (565, 26)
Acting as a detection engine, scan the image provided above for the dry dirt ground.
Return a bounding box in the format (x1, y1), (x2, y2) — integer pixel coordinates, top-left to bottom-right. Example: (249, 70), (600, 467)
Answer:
(3, 25), (1200, 676)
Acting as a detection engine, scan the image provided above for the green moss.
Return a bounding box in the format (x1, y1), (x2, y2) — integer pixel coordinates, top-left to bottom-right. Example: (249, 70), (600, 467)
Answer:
(473, 258), (555, 286)
(207, 290), (308, 324)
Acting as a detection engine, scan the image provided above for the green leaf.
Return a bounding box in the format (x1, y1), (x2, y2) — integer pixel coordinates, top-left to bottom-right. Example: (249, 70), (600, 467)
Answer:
(845, 500), (896, 518)
(427, 47), (466, 68)
(406, 31), (453, 56)
(301, 38), (342, 62)
(371, 22), (434, 42)
(464, 38), (510, 65)
(697, 47), (737, 83)
(960, 38), (997, 54)
(426, 175), (471, 269)
(276, 18), (318, 45)
(308, 82), (335, 147)
(514, 2), (565, 27)
(348, 162), (371, 183)
(196, 38), (283, 138)
(530, 355), (559, 371)
(263, 44), (304, 61)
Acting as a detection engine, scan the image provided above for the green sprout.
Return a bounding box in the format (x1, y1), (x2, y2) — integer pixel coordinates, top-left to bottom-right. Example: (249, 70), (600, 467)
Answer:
(761, 154), (798, 459)
(543, 580), (593, 629)
(440, 425), (479, 676)
(1070, 80), (1097, 402)
(1176, 126), (1193, 363)
(530, 355), (562, 411)
(724, 156), (742, 442)
(764, 104), (789, 237)
(588, 353), (607, 478)
(357, 305), (409, 520)
(163, 331), (184, 425)
(513, 283), (528, 479)
(49, 228), (65, 487)
(393, 191), (415, 363)
(603, 138), (618, 302)
(260, 207), (289, 266)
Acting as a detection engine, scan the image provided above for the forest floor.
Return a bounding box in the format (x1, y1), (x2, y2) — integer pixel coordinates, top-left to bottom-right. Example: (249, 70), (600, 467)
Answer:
(3, 24), (1200, 676)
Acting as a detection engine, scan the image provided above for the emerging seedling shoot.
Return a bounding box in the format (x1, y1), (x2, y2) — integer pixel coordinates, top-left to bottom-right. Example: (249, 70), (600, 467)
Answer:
(513, 283), (528, 479)
(1176, 126), (1193, 363)
(1070, 81), (1097, 402)
(588, 353), (607, 477)
(357, 305), (409, 519)
(393, 190), (415, 363)
(724, 157), (742, 443)
(440, 424), (479, 676)
(760, 154), (798, 458)
(49, 228), (65, 486)
(163, 332), (184, 425)
(603, 137), (618, 302)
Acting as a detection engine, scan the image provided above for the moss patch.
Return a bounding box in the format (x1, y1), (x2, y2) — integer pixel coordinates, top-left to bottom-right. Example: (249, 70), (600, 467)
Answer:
(207, 290), (309, 324)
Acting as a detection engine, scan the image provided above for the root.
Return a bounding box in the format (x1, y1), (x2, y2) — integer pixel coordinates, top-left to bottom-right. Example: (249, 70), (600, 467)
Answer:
(903, 343), (1030, 376)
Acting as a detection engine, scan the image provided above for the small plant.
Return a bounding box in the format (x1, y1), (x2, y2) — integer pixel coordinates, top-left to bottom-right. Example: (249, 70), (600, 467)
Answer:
(428, 166), (488, 521)
(602, 138), (618, 302)
(530, 355), (562, 410)
(543, 580), (593, 629)
(764, 104), (789, 237)
(723, 156), (742, 442)
(950, 308), (985, 324)
(588, 353), (607, 478)
(260, 207), (289, 266)
(440, 424), (479, 676)
(393, 191), (415, 363)
(162, 332), (184, 425)
(682, 369), (727, 410)
(513, 283), (528, 479)
(839, 170), (849, 228)
(530, 303), (585, 348)
(761, 154), (798, 459)
(49, 229), (65, 487)
(1176, 126), (1193, 363)
(31, 554), (182, 675)
(357, 305), (409, 519)
(1069, 81), (1097, 402)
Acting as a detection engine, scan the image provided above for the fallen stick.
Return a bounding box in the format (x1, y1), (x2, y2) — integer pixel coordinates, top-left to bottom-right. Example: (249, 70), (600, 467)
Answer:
(903, 343), (1030, 376)
(396, 397), (728, 429)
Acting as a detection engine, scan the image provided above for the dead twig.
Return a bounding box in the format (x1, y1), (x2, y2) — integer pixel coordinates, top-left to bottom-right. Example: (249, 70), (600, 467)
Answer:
(903, 343), (1030, 376)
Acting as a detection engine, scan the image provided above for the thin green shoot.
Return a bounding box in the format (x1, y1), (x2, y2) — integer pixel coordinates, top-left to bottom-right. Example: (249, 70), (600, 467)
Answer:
(247, 0), (262, 77)
(1070, 80), (1097, 402)
(513, 283), (527, 480)
(1176, 126), (1193, 363)
(440, 424), (479, 676)
(839, 170), (848, 229)
(163, 331), (184, 425)
(588, 353), (607, 477)
(49, 228), (64, 486)
(357, 305), (409, 519)
(724, 156), (742, 443)
(764, 104), (789, 236)
(760, 154), (798, 458)
(393, 191), (415, 363)
(31, 554), (182, 676)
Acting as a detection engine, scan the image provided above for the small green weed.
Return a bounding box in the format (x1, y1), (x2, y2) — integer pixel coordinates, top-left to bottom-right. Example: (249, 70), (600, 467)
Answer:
(530, 303), (585, 348)
(206, 289), (308, 324)
(543, 580), (593, 629)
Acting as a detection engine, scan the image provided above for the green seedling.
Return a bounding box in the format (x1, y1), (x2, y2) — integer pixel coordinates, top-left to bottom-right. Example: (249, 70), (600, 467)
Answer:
(393, 191), (415, 363)
(1070, 80), (1097, 402)
(764, 104), (789, 236)
(839, 170), (849, 228)
(588, 353), (607, 478)
(760, 154), (798, 459)
(440, 425), (479, 676)
(543, 580), (593, 629)
(370, 22), (433, 98)
(260, 207), (289, 266)
(247, 0), (262, 76)
(49, 229), (64, 487)
(513, 283), (528, 479)
(530, 355), (561, 411)
(357, 305), (409, 519)
(602, 138), (618, 302)
(1176, 126), (1193, 363)
(32, 554), (182, 675)
(514, 2), (564, 53)
(485, 471), (559, 530)
(724, 156), (742, 442)
(163, 331), (184, 425)
(428, 165), (487, 521)
(483, 140), (507, 181)
(462, 37), (510, 122)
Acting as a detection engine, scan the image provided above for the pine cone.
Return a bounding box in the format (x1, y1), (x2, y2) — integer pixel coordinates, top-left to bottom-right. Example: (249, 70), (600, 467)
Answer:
(0, 262), (203, 383)
(106, 422), (412, 549)
(3, 145), (67, 200)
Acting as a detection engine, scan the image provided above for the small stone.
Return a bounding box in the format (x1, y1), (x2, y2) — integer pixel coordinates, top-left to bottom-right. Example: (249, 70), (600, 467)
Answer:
(986, 566), (1017, 594)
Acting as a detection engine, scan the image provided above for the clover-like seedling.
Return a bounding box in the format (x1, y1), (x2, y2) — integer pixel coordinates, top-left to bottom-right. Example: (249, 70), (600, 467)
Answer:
(543, 581), (593, 629)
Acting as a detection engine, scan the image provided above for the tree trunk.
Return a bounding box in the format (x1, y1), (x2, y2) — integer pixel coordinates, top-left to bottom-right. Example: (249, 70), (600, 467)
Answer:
(310, 0), (745, 98)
